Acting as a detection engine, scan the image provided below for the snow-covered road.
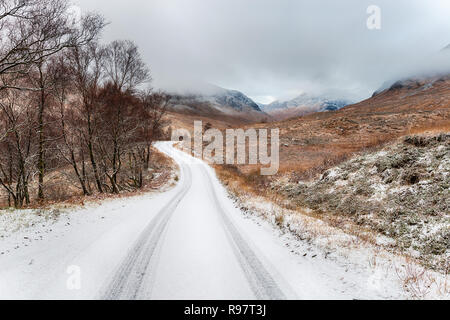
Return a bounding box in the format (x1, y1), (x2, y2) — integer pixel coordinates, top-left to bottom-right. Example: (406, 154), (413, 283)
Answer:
(101, 142), (291, 300)
(0, 142), (403, 300)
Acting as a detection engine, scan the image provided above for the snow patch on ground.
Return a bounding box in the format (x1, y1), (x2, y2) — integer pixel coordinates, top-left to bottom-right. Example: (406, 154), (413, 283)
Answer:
(224, 191), (449, 300)
(0, 162), (178, 299)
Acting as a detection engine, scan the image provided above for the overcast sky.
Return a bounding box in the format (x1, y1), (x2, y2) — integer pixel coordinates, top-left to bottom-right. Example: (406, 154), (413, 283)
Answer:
(74, 0), (450, 103)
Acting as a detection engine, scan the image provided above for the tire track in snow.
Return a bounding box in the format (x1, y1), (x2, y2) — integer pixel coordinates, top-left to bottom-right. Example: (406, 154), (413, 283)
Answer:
(200, 166), (287, 300)
(101, 164), (192, 300)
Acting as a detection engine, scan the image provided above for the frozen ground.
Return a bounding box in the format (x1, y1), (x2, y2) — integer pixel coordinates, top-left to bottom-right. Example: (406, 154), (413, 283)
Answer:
(0, 142), (443, 300)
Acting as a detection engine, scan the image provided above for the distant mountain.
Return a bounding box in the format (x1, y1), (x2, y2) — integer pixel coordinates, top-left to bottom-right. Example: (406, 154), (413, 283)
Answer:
(260, 93), (352, 121)
(256, 102), (266, 110)
(262, 93), (350, 112)
(372, 44), (450, 97)
(213, 89), (262, 112)
(372, 75), (450, 98)
(167, 84), (264, 120)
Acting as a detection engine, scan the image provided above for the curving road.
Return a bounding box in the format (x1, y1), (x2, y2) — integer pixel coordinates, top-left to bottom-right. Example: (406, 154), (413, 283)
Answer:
(0, 142), (392, 300)
(102, 142), (290, 299)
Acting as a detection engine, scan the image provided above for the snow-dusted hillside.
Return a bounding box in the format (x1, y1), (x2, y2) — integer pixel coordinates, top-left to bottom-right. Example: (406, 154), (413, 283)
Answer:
(168, 84), (263, 117)
(276, 133), (449, 273)
(372, 75), (450, 98)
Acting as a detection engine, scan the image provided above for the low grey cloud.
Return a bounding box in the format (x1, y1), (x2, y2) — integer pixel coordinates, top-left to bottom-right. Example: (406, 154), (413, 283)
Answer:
(74, 0), (450, 103)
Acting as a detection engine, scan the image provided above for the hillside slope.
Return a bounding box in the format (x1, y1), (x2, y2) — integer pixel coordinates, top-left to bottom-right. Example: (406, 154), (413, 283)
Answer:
(276, 134), (449, 271)
(167, 85), (267, 122)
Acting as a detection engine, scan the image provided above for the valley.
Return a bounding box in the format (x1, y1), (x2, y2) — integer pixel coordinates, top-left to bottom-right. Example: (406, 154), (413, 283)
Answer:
(0, 0), (448, 302)
(167, 74), (450, 288)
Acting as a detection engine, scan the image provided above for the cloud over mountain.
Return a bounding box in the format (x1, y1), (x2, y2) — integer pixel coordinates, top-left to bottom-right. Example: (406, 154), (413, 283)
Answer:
(74, 0), (450, 102)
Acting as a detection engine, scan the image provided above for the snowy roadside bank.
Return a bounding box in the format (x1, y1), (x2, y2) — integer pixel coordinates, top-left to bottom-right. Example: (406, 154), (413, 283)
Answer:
(0, 149), (178, 299)
(0, 174), (178, 256)
(214, 176), (449, 300)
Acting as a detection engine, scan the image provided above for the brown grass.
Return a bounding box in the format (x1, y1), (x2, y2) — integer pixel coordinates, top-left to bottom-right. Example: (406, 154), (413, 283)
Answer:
(395, 257), (435, 299)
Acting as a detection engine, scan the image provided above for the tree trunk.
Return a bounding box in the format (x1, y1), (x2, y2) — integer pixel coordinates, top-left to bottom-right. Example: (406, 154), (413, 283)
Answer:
(71, 149), (89, 195)
(87, 112), (103, 193)
(37, 65), (45, 201)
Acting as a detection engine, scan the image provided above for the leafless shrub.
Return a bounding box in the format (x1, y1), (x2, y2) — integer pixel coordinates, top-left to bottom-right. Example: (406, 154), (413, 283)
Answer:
(395, 258), (434, 299)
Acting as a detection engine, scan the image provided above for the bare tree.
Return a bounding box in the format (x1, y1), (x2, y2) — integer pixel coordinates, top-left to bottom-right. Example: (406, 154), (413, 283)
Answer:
(0, 4), (170, 206)
(0, 87), (37, 207)
(50, 54), (91, 195)
(0, 0), (105, 88)
(67, 42), (105, 193)
(1, 0), (105, 200)
(138, 90), (170, 169)
(85, 40), (152, 193)
(103, 40), (150, 92)
(95, 84), (142, 192)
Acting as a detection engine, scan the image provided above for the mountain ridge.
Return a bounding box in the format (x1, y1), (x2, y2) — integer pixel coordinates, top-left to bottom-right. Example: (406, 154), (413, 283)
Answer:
(259, 93), (352, 121)
(166, 84), (266, 122)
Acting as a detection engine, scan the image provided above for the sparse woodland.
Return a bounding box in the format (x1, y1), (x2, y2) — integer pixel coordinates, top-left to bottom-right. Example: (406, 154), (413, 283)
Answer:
(0, 0), (170, 207)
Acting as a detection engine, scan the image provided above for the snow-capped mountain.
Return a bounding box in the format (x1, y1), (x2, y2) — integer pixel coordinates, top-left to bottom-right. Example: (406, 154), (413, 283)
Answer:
(372, 74), (450, 98)
(167, 84), (263, 118)
(212, 89), (262, 112)
(261, 93), (350, 112)
(259, 93), (351, 120)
